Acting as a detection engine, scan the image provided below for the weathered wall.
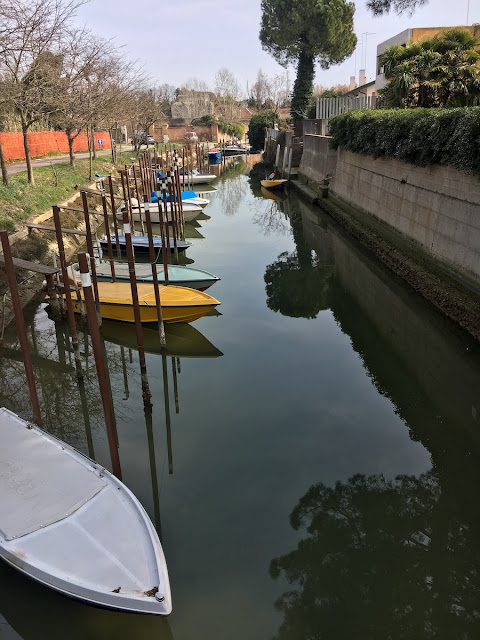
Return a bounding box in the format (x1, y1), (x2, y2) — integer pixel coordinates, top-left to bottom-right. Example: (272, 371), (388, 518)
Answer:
(330, 149), (480, 282)
(299, 134), (337, 184)
(156, 125), (219, 143)
(0, 131), (111, 161)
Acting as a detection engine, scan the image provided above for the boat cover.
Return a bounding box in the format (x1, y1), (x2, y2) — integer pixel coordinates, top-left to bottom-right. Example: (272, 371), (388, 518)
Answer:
(0, 409), (105, 541)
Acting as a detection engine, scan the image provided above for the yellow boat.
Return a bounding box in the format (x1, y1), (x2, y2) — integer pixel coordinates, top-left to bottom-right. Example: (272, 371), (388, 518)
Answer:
(260, 178), (289, 189)
(68, 281), (220, 324)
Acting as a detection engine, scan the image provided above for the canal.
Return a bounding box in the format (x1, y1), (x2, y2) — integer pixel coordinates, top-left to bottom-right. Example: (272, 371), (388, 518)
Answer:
(1, 155), (480, 639)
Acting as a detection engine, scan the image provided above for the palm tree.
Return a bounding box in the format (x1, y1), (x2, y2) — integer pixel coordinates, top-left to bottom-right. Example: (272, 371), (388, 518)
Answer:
(379, 27), (480, 108)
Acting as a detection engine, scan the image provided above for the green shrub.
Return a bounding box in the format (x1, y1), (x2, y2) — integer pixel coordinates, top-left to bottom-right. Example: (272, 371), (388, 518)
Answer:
(248, 110), (278, 152)
(329, 108), (480, 174)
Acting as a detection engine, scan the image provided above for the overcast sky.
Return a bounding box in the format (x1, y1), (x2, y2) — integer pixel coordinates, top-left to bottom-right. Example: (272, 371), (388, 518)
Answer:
(75, 0), (480, 94)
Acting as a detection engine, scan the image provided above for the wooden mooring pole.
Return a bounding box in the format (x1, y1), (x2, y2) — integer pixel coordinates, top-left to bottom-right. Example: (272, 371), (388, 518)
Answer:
(0, 231), (42, 425)
(121, 208), (151, 401)
(77, 252), (121, 479)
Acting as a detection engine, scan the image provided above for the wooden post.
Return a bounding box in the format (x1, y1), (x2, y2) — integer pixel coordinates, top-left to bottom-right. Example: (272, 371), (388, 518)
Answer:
(0, 231), (42, 425)
(121, 208), (151, 400)
(108, 175), (121, 258)
(101, 193), (116, 282)
(144, 201), (166, 350)
(52, 206), (83, 377)
(80, 191), (101, 324)
(77, 252), (122, 479)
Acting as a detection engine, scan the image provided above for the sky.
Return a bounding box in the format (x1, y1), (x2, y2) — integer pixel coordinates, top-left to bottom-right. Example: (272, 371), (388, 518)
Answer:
(75, 0), (480, 95)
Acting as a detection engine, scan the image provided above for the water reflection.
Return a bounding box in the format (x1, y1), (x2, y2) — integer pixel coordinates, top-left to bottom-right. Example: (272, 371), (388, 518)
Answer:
(263, 199), (332, 318)
(270, 468), (480, 639)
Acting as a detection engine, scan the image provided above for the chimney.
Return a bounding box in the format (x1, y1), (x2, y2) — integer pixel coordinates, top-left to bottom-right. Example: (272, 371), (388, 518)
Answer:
(349, 76), (357, 91)
(359, 69), (367, 87)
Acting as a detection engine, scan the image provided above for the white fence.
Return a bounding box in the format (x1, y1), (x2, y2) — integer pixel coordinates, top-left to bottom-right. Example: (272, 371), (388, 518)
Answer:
(316, 95), (375, 119)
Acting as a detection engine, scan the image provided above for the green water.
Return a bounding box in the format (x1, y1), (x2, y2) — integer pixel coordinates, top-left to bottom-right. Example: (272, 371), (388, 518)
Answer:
(1, 157), (480, 639)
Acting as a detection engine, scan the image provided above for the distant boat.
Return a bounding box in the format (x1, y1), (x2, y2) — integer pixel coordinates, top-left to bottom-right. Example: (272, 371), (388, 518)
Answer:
(222, 145), (250, 156)
(102, 321), (224, 358)
(260, 178), (289, 189)
(69, 281), (220, 323)
(72, 262), (220, 291)
(207, 149), (222, 159)
(178, 169), (216, 184)
(0, 407), (172, 615)
(151, 189), (210, 208)
(116, 200), (202, 223)
(99, 235), (192, 255)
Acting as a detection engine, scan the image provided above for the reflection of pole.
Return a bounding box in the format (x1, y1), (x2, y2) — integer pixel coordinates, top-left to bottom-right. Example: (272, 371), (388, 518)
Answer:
(144, 401), (162, 537)
(161, 355), (173, 474)
(77, 376), (95, 459)
(120, 346), (129, 400)
(0, 231), (42, 425)
(52, 206), (83, 377)
(77, 252), (121, 479)
(121, 204), (151, 401)
(171, 357), (179, 414)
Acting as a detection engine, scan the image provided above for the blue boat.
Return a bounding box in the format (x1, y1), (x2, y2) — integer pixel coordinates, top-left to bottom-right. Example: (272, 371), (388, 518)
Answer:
(100, 235), (192, 254)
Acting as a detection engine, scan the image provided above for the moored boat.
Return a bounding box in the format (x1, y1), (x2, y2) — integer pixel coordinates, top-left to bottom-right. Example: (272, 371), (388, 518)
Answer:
(69, 281), (220, 323)
(99, 235), (192, 255)
(0, 407), (172, 615)
(178, 169), (216, 184)
(72, 261), (220, 291)
(116, 200), (202, 223)
(260, 178), (289, 189)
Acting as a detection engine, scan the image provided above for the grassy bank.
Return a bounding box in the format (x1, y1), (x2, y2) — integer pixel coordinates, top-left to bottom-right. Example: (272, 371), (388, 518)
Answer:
(0, 150), (136, 231)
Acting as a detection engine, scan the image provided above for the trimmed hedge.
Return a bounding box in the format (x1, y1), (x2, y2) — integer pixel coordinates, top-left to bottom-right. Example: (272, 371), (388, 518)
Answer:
(328, 108), (480, 175)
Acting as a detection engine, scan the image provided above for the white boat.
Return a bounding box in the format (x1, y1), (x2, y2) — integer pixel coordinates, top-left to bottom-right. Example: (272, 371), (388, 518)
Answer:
(178, 170), (216, 184)
(0, 408), (172, 615)
(116, 200), (202, 223)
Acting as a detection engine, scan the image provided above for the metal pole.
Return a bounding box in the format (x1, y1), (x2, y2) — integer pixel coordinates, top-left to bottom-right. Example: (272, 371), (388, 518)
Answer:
(0, 231), (42, 425)
(77, 252), (122, 479)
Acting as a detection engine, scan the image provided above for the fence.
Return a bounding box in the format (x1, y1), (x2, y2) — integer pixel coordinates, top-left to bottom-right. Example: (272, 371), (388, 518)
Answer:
(316, 95), (375, 120)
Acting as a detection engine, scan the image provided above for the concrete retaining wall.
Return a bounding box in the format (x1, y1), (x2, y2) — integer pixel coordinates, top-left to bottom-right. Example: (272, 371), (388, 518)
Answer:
(331, 149), (480, 282)
(299, 134), (337, 184)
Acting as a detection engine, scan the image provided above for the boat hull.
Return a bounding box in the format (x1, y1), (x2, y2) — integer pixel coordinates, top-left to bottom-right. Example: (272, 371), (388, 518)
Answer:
(92, 263), (220, 291)
(260, 179), (288, 189)
(69, 282), (220, 323)
(0, 408), (172, 615)
(99, 236), (192, 254)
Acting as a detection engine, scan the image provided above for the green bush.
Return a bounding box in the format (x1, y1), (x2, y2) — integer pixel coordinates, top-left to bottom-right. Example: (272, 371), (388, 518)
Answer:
(247, 110), (278, 152)
(328, 108), (480, 174)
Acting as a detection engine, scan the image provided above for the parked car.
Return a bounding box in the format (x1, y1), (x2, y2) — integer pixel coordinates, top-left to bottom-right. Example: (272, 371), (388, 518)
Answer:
(131, 133), (155, 146)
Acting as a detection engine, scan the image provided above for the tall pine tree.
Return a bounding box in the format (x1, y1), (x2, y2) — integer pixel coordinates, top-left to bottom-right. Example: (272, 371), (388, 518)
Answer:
(260, 0), (356, 121)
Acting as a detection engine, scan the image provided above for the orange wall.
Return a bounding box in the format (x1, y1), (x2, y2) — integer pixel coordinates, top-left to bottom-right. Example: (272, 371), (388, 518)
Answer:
(0, 131), (111, 162)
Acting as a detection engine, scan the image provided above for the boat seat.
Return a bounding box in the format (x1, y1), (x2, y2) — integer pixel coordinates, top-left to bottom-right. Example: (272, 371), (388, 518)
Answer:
(0, 409), (105, 541)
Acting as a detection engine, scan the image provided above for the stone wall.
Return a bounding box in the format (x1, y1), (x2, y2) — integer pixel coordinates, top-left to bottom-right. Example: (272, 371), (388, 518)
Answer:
(330, 149), (480, 283)
(299, 134), (337, 184)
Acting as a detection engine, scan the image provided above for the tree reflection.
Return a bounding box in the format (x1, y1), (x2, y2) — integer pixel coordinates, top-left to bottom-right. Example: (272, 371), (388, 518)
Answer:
(270, 471), (480, 639)
(264, 209), (331, 318)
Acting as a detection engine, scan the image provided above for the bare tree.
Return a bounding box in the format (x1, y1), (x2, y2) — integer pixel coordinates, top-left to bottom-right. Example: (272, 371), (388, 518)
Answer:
(214, 67), (242, 122)
(0, 0), (86, 184)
